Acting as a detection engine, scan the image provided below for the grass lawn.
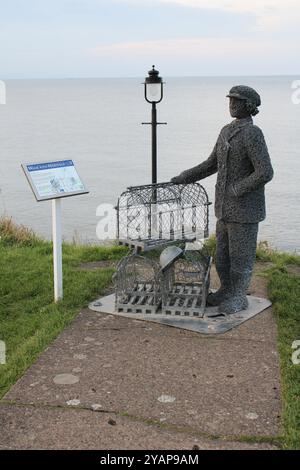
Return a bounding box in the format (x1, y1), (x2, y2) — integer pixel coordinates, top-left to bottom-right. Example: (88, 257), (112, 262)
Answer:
(255, 241), (300, 449)
(266, 264), (300, 449)
(0, 218), (299, 449)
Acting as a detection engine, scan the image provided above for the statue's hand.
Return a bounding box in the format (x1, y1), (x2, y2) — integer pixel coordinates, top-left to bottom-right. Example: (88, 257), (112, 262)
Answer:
(171, 174), (185, 184)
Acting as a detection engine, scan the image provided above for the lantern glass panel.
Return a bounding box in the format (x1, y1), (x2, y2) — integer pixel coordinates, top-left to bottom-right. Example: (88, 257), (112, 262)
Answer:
(146, 83), (162, 103)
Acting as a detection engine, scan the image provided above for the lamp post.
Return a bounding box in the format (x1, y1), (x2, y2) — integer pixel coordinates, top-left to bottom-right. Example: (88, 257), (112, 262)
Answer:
(142, 66), (167, 185)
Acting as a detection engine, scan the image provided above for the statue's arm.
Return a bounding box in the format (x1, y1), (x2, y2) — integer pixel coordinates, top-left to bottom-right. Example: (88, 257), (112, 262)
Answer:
(171, 143), (218, 184)
(232, 126), (274, 196)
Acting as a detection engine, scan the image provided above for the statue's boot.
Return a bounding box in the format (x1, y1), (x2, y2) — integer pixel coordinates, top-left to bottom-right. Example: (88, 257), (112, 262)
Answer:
(218, 269), (251, 314)
(207, 267), (231, 306)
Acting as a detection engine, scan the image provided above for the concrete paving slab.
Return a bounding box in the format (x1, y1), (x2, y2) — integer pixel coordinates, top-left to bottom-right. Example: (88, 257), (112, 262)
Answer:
(0, 404), (278, 450)
(4, 308), (281, 438)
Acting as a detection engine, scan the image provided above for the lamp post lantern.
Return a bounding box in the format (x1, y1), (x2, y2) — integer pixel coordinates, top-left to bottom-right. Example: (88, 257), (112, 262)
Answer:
(142, 66), (167, 185)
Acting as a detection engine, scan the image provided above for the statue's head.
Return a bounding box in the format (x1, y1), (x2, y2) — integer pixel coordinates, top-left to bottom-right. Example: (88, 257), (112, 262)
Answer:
(227, 85), (261, 119)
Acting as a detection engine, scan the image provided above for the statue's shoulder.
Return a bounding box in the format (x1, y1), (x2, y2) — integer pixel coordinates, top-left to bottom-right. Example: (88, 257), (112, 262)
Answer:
(218, 123), (231, 138)
(244, 123), (264, 137)
(221, 123), (231, 132)
(244, 123), (264, 141)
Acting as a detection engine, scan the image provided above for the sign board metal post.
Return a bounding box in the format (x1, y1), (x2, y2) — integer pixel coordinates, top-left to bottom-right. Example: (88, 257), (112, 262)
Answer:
(52, 198), (63, 302)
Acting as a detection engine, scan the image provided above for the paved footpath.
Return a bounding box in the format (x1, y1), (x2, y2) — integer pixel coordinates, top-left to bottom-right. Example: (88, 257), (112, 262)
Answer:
(0, 267), (282, 450)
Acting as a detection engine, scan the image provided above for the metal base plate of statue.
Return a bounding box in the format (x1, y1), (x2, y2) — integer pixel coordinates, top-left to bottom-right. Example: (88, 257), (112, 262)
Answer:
(89, 293), (271, 335)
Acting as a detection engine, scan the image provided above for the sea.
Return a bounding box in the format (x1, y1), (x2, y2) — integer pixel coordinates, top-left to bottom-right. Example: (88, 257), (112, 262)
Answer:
(0, 76), (299, 252)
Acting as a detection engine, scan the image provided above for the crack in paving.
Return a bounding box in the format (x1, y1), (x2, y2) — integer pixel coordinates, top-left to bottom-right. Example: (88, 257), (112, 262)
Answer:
(0, 400), (281, 448)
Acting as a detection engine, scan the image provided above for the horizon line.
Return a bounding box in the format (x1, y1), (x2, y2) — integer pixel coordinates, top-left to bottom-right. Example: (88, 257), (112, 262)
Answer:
(2, 73), (299, 81)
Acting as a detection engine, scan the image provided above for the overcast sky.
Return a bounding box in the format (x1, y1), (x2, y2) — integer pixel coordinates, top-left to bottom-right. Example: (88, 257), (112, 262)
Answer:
(1, 0), (299, 79)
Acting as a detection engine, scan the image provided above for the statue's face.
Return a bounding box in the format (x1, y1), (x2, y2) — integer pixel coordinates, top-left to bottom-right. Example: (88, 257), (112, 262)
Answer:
(229, 97), (250, 118)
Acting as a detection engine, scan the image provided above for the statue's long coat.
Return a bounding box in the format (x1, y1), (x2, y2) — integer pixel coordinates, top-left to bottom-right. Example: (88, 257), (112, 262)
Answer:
(177, 117), (274, 223)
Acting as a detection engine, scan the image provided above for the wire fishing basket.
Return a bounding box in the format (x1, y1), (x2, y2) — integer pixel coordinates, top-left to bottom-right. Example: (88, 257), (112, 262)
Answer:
(114, 253), (163, 314)
(116, 182), (211, 252)
(161, 248), (212, 317)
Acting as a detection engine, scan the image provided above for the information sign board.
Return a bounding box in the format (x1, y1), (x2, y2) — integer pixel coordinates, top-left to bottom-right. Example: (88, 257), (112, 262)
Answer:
(22, 160), (89, 201)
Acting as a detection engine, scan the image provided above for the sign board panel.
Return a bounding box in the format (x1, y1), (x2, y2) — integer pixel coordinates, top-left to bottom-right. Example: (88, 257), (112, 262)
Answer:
(22, 159), (89, 201)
